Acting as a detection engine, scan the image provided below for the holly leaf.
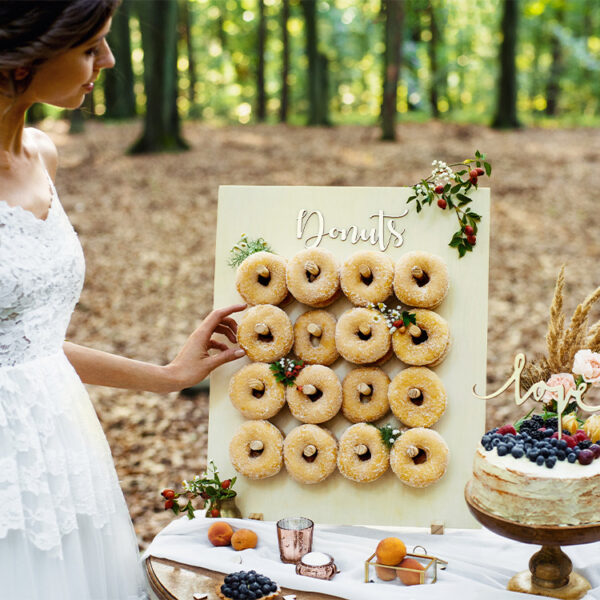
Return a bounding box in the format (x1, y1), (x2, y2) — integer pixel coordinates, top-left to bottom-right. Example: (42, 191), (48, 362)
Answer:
(484, 161), (492, 176)
(402, 311), (417, 326)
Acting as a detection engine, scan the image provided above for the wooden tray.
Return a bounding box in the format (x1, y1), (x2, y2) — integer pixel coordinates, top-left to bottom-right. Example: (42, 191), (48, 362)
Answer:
(146, 556), (342, 600)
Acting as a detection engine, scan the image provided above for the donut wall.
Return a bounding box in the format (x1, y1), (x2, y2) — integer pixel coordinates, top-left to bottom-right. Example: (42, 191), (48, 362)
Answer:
(208, 185), (490, 528)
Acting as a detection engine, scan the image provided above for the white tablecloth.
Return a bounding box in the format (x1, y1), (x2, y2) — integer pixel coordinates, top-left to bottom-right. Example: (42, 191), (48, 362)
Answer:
(143, 517), (600, 599)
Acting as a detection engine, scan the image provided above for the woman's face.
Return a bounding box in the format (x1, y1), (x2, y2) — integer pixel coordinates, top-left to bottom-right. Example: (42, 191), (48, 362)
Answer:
(24, 18), (114, 109)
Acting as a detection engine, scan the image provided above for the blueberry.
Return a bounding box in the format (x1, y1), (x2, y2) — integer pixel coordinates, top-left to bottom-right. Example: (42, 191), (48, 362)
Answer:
(549, 438), (558, 446)
(511, 446), (524, 459)
(536, 455), (545, 466)
(269, 583), (277, 592)
(556, 439), (567, 450)
(527, 450), (539, 461)
(546, 456), (557, 468)
(544, 429), (554, 437)
(568, 452), (578, 463)
(539, 448), (549, 458)
(497, 444), (508, 456)
(492, 438), (501, 447)
(556, 450), (566, 460)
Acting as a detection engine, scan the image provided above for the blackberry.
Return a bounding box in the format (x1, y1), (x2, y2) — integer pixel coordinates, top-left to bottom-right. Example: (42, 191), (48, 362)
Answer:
(579, 440), (593, 450)
(544, 417), (558, 430)
(531, 415), (544, 426)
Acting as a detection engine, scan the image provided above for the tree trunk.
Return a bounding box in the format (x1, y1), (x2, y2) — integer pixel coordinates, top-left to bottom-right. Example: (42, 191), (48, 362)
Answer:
(279, 0), (290, 122)
(492, 0), (520, 129)
(545, 2), (564, 117)
(180, 0), (198, 115)
(130, 0), (188, 153)
(381, 0), (404, 141)
(300, 0), (330, 126)
(428, 0), (439, 118)
(104, 0), (136, 119)
(256, 0), (267, 122)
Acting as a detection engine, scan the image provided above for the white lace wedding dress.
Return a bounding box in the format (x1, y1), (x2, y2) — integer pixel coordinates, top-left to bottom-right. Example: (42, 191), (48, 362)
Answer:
(0, 174), (148, 599)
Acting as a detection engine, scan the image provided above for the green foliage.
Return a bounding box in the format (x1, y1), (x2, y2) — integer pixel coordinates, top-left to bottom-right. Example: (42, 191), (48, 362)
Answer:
(227, 233), (273, 268)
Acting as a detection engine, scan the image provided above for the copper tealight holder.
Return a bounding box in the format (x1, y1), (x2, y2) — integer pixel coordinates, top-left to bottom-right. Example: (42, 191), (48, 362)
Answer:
(364, 546), (447, 585)
(296, 552), (338, 580)
(276, 517), (314, 564)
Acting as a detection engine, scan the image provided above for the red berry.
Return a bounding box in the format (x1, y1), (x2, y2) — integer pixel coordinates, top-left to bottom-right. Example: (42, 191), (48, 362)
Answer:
(285, 371), (292, 377)
(578, 449), (594, 465)
(162, 489), (175, 500)
(392, 320), (403, 328)
(434, 185), (444, 194)
(498, 425), (516, 436)
(590, 444), (600, 459)
(200, 491), (209, 499)
(466, 235), (476, 245)
(476, 167), (485, 176)
(296, 385), (303, 393)
(221, 479), (231, 489)
(464, 225), (474, 236)
(575, 431), (589, 443)
(211, 508), (221, 517)
(469, 169), (478, 179)
(164, 499), (174, 509)
(562, 435), (577, 448)
(437, 198), (447, 209)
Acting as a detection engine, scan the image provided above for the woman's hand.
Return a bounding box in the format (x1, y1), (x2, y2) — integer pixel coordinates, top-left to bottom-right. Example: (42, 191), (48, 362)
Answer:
(164, 303), (247, 391)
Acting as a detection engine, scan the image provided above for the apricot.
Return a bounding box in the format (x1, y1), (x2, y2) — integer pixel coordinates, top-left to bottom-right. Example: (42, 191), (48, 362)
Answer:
(207, 521), (234, 546)
(374, 564), (396, 581)
(375, 537), (407, 566)
(397, 557), (425, 585)
(231, 528), (258, 551)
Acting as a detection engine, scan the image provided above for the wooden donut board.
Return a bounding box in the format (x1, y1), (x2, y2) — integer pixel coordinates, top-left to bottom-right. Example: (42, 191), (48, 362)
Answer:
(209, 186), (489, 528)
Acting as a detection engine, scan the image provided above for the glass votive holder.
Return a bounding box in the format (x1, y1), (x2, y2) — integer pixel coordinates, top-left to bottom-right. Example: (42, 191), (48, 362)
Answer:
(276, 517), (314, 564)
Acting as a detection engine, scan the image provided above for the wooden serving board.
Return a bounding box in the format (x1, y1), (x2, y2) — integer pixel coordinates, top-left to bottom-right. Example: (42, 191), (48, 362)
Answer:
(146, 556), (341, 600)
(209, 186), (490, 528)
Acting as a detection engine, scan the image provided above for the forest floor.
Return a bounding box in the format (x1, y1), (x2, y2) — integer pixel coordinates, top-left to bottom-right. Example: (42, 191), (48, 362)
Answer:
(42, 118), (600, 549)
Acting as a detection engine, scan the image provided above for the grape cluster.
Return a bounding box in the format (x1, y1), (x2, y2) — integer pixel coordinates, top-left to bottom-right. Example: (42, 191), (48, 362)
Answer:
(220, 571), (278, 600)
(481, 423), (600, 469)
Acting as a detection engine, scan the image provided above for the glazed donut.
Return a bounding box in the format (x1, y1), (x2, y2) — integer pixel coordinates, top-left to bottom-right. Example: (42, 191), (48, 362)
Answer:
(286, 365), (342, 424)
(335, 308), (391, 364)
(229, 420), (284, 480)
(286, 248), (340, 307)
(392, 309), (450, 366)
(283, 424), (338, 484)
(235, 251), (289, 306)
(390, 427), (449, 488)
(293, 310), (339, 366)
(228, 362), (286, 419)
(342, 367), (390, 423)
(337, 423), (389, 483)
(237, 305), (294, 362)
(340, 251), (394, 307)
(388, 367), (447, 428)
(393, 251), (449, 309)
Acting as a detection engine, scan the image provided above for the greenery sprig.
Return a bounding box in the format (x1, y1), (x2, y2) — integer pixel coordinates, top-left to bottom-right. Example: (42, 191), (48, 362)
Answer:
(270, 357), (305, 386)
(160, 461), (237, 519)
(407, 150), (492, 258)
(367, 302), (416, 334)
(228, 233), (273, 267)
(375, 423), (401, 450)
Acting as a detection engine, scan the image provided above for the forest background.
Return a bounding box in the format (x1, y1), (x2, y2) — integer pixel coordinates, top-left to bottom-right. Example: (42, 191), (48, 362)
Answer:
(31, 0), (600, 547)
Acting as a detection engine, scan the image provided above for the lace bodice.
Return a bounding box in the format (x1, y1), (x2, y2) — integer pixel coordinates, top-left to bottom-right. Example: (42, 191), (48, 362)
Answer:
(0, 179), (84, 367)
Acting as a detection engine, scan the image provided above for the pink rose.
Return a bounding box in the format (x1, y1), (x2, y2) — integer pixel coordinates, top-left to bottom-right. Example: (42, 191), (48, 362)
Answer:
(541, 372), (576, 405)
(573, 349), (600, 386)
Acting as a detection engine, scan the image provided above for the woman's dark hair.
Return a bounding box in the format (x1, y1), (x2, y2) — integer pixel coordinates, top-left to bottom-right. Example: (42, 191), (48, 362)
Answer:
(0, 0), (119, 96)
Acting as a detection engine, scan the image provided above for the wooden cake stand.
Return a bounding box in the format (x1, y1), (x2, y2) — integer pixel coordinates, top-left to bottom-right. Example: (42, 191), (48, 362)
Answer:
(465, 481), (600, 599)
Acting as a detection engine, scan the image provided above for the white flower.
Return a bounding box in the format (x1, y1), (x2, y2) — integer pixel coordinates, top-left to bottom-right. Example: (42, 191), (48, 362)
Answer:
(573, 349), (600, 385)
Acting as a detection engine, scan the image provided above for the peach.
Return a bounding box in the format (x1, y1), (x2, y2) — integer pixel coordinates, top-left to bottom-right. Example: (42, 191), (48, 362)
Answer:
(231, 528), (258, 551)
(397, 557), (425, 585)
(207, 521), (234, 546)
(375, 537), (407, 566)
(374, 564), (396, 581)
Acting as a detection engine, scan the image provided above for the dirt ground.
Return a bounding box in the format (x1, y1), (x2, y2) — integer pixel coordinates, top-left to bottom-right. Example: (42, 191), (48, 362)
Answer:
(42, 118), (600, 548)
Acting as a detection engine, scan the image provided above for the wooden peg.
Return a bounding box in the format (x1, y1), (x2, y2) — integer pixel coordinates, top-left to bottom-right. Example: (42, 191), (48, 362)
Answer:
(254, 322), (270, 335)
(249, 513), (264, 521)
(301, 384), (318, 395)
(249, 440), (264, 452)
(354, 444), (369, 456)
(307, 323), (323, 337)
(411, 265), (424, 279)
(408, 324), (422, 337)
(408, 387), (421, 399)
(357, 383), (372, 396)
(358, 323), (371, 336)
(430, 521), (445, 535)
(406, 444), (419, 458)
(256, 264), (270, 278)
(303, 444), (317, 457)
(305, 261), (320, 276)
(359, 264), (372, 278)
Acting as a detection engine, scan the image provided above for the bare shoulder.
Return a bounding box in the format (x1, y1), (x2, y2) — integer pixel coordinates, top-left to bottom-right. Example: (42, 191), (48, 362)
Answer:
(25, 127), (58, 180)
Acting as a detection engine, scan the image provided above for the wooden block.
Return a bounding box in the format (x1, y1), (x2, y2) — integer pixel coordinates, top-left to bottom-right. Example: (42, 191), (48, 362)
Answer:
(193, 594), (208, 600)
(249, 513), (264, 520)
(430, 521), (444, 535)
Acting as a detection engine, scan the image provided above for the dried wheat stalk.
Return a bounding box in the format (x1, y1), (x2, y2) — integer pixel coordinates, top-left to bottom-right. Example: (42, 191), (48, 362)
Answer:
(520, 357), (552, 393)
(546, 265), (565, 372)
(586, 321), (600, 353)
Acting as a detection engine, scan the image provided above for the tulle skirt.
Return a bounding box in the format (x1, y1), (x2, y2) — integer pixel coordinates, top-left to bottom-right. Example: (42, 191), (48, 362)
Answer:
(0, 351), (147, 599)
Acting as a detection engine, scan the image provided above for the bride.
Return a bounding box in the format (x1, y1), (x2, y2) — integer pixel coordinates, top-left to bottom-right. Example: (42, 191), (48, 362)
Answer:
(0, 2), (245, 598)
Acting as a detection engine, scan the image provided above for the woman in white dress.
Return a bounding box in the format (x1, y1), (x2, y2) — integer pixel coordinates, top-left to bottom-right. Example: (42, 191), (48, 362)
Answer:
(0, 2), (246, 598)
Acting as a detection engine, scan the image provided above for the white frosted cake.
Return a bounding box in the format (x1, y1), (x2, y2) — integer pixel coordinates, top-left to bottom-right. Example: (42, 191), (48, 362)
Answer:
(471, 444), (600, 525)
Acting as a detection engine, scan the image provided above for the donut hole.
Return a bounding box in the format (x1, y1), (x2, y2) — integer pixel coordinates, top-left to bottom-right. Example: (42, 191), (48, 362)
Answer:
(413, 270), (430, 287)
(360, 272), (374, 286)
(249, 447), (265, 458)
(306, 388), (323, 402)
(305, 270), (319, 283)
(309, 334), (321, 348)
(412, 448), (427, 465)
(302, 449), (318, 463)
(257, 272), (271, 286)
(251, 387), (265, 399)
(258, 331), (274, 343)
(409, 391), (424, 406)
(411, 329), (429, 345)
(357, 448), (372, 462)
(359, 386), (373, 403)
(357, 329), (372, 341)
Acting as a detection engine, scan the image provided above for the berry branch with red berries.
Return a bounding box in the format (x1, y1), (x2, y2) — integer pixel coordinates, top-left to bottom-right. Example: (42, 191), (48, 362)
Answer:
(270, 357), (305, 386)
(407, 150), (491, 258)
(160, 461), (237, 519)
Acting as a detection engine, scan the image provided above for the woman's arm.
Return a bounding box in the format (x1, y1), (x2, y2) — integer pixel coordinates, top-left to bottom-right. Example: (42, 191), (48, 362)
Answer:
(63, 304), (247, 394)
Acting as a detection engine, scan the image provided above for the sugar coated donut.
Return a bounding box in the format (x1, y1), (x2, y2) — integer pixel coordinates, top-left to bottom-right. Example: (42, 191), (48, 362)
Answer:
(390, 427), (449, 488)
(286, 365), (342, 424)
(293, 310), (339, 366)
(229, 420), (284, 480)
(229, 362), (286, 419)
(392, 309), (450, 366)
(388, 367), (447, 428)
(342, 367), (390, 423)
(283, 424), (338, 484)
(337, 423), (389, 483)
(235, 251), (289, 306)
(335, 307), (391, 364)
(393, 251), (449, 309)
(340, 251), (394, 307)
(237, 305), (294, 362)
(286, 248), (340, 307)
